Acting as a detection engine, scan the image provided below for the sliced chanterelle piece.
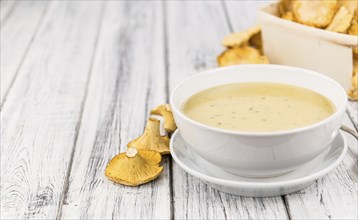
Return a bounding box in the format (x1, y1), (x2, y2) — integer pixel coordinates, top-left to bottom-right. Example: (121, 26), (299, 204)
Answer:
(338, 0), (358, 14)
(128, 118), (170, 155)
(150, 104), (177, 133)
(249, 31), (263, 53)
(217, 46), (269, 67)
(105, 147), (163, 186)
(278, 0), (293, 16)
(348, 73), (358, 100)
(348, 10), (358, 35)
(326, 6), (353, 33)
(353, 47), (358, 59)
(281, 11), (296, 21)
(348, 59), (358, 100)
(221, 26), (261, 48)
(293, 0), (337, 28)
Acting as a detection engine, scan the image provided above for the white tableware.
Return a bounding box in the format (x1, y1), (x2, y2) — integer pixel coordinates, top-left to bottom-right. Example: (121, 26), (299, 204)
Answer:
(170, 130), (348, 197)
(170, 64), (347, 177)
(258, 3), (357, 91)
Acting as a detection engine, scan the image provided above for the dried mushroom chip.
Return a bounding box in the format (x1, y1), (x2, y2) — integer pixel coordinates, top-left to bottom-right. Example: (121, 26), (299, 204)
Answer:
(353, 57), (358, 77)
(349, 59), (358, 100)
(348, 20), (358, 35)
(105, 148), (163, 186)
(221, 26), (261, 48)
(150, 104), (177, 133)
(353, 47), (358, 58)
(249, 32), (263, 53)
(326, 6), (353, 33)
(217, 46), (269, 67)
(127, 117), (170, 155)
(281, 11), (296, 21)
(348, 11), (358, 35)
(278, 3), (286, 17)
(281, 0), (293, 12)
(338, 0), (358, 13)
(293, 0), (337, 28)
(278, 0), (293, 16)
(348, 73), (358, 100)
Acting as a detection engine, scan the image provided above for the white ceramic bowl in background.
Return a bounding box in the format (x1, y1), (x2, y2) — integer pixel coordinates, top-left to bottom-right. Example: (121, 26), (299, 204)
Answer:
(170, 65), (347, 177)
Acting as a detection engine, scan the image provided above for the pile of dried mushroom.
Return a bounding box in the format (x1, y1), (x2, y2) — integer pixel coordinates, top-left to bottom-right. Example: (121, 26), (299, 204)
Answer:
(105, 104), (176, 186)
(278, 0), (357, 34)
(218, 25), (268, 67)
(278, 0), (357, 100)
(218, 0), (358, 100)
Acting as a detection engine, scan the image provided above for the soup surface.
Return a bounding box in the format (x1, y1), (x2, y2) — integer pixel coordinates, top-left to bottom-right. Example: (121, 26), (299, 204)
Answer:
(181, 82), (336, 132)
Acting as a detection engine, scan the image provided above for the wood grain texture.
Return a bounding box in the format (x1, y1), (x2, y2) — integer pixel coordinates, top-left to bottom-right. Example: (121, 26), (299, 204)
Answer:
(1, 1), (357, 219)
(283, 115), (357, 220)
(0, 0), (17, 24)
(60, 2), (171, 219)
(283, 161), (357, 220)
(0, 2), (104, 219)
(166, 1), (288, 219)
(0, 1), (48, 105)
(223, 0), (272, 32)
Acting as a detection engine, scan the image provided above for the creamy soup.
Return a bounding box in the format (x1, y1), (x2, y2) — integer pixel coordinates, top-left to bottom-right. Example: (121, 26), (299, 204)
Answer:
(181, 83), (336, 132)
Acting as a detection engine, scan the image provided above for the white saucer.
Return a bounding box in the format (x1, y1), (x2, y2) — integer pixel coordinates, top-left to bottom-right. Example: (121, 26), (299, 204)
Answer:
(170, 131), (347, 197)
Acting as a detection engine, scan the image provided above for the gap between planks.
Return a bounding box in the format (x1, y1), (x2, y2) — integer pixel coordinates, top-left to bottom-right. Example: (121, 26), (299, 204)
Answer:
(162, 1), (175, 219)
(1, 2), (105, 219)
(0, 0), (17, 24)
(59, 2), (171, 219)
(0, 1), (49, 109)
(56, 2), (106, 219)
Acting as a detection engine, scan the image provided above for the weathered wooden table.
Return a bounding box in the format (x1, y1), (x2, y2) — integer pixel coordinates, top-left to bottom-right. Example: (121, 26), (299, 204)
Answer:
(1, 1), (357, 219)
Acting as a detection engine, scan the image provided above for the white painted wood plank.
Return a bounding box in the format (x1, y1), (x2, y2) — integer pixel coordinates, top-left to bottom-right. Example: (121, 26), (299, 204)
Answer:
(166, 1), (288, 219)
(283, 114), (357, 220)
(1, 1), (48, 105)
(224, 1), (273, 31)
(0, 0), (16, 23)
(283, 159), (357, 220)
(60, 2), (171, 219)
(0, 2), (103, 219)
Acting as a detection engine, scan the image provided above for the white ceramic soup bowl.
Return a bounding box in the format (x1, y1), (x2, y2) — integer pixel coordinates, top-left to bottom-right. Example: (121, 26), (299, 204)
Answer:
(170, 65), (347, 177)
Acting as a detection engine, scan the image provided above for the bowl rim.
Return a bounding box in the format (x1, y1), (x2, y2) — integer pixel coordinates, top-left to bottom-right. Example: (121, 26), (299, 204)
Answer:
(169, 64), (348, 137)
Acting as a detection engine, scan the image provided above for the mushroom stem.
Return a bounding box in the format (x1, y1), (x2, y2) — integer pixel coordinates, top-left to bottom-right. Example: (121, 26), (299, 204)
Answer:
(126, 147), (138, 158)
(150, 104), (177, 133)
(127, 117), (170, 155)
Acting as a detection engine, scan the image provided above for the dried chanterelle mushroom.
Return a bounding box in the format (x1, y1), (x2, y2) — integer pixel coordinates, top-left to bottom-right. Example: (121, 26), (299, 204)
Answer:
(150, 104), (177, 133)
(218, 26), (269, 67)
(218, 46), (269, 67)
(292, 0), (337, 28)
(221, 25), (261, 48)
(326, 6), (354, 33)
(127, 117), (170, 155)
(348, 10), (358, 35)
(105, 147), (163, 186)
(348, 56), (358, 100)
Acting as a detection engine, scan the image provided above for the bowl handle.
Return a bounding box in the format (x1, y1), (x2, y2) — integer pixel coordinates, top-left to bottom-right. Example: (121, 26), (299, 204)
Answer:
(341, 125), (358, 139)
